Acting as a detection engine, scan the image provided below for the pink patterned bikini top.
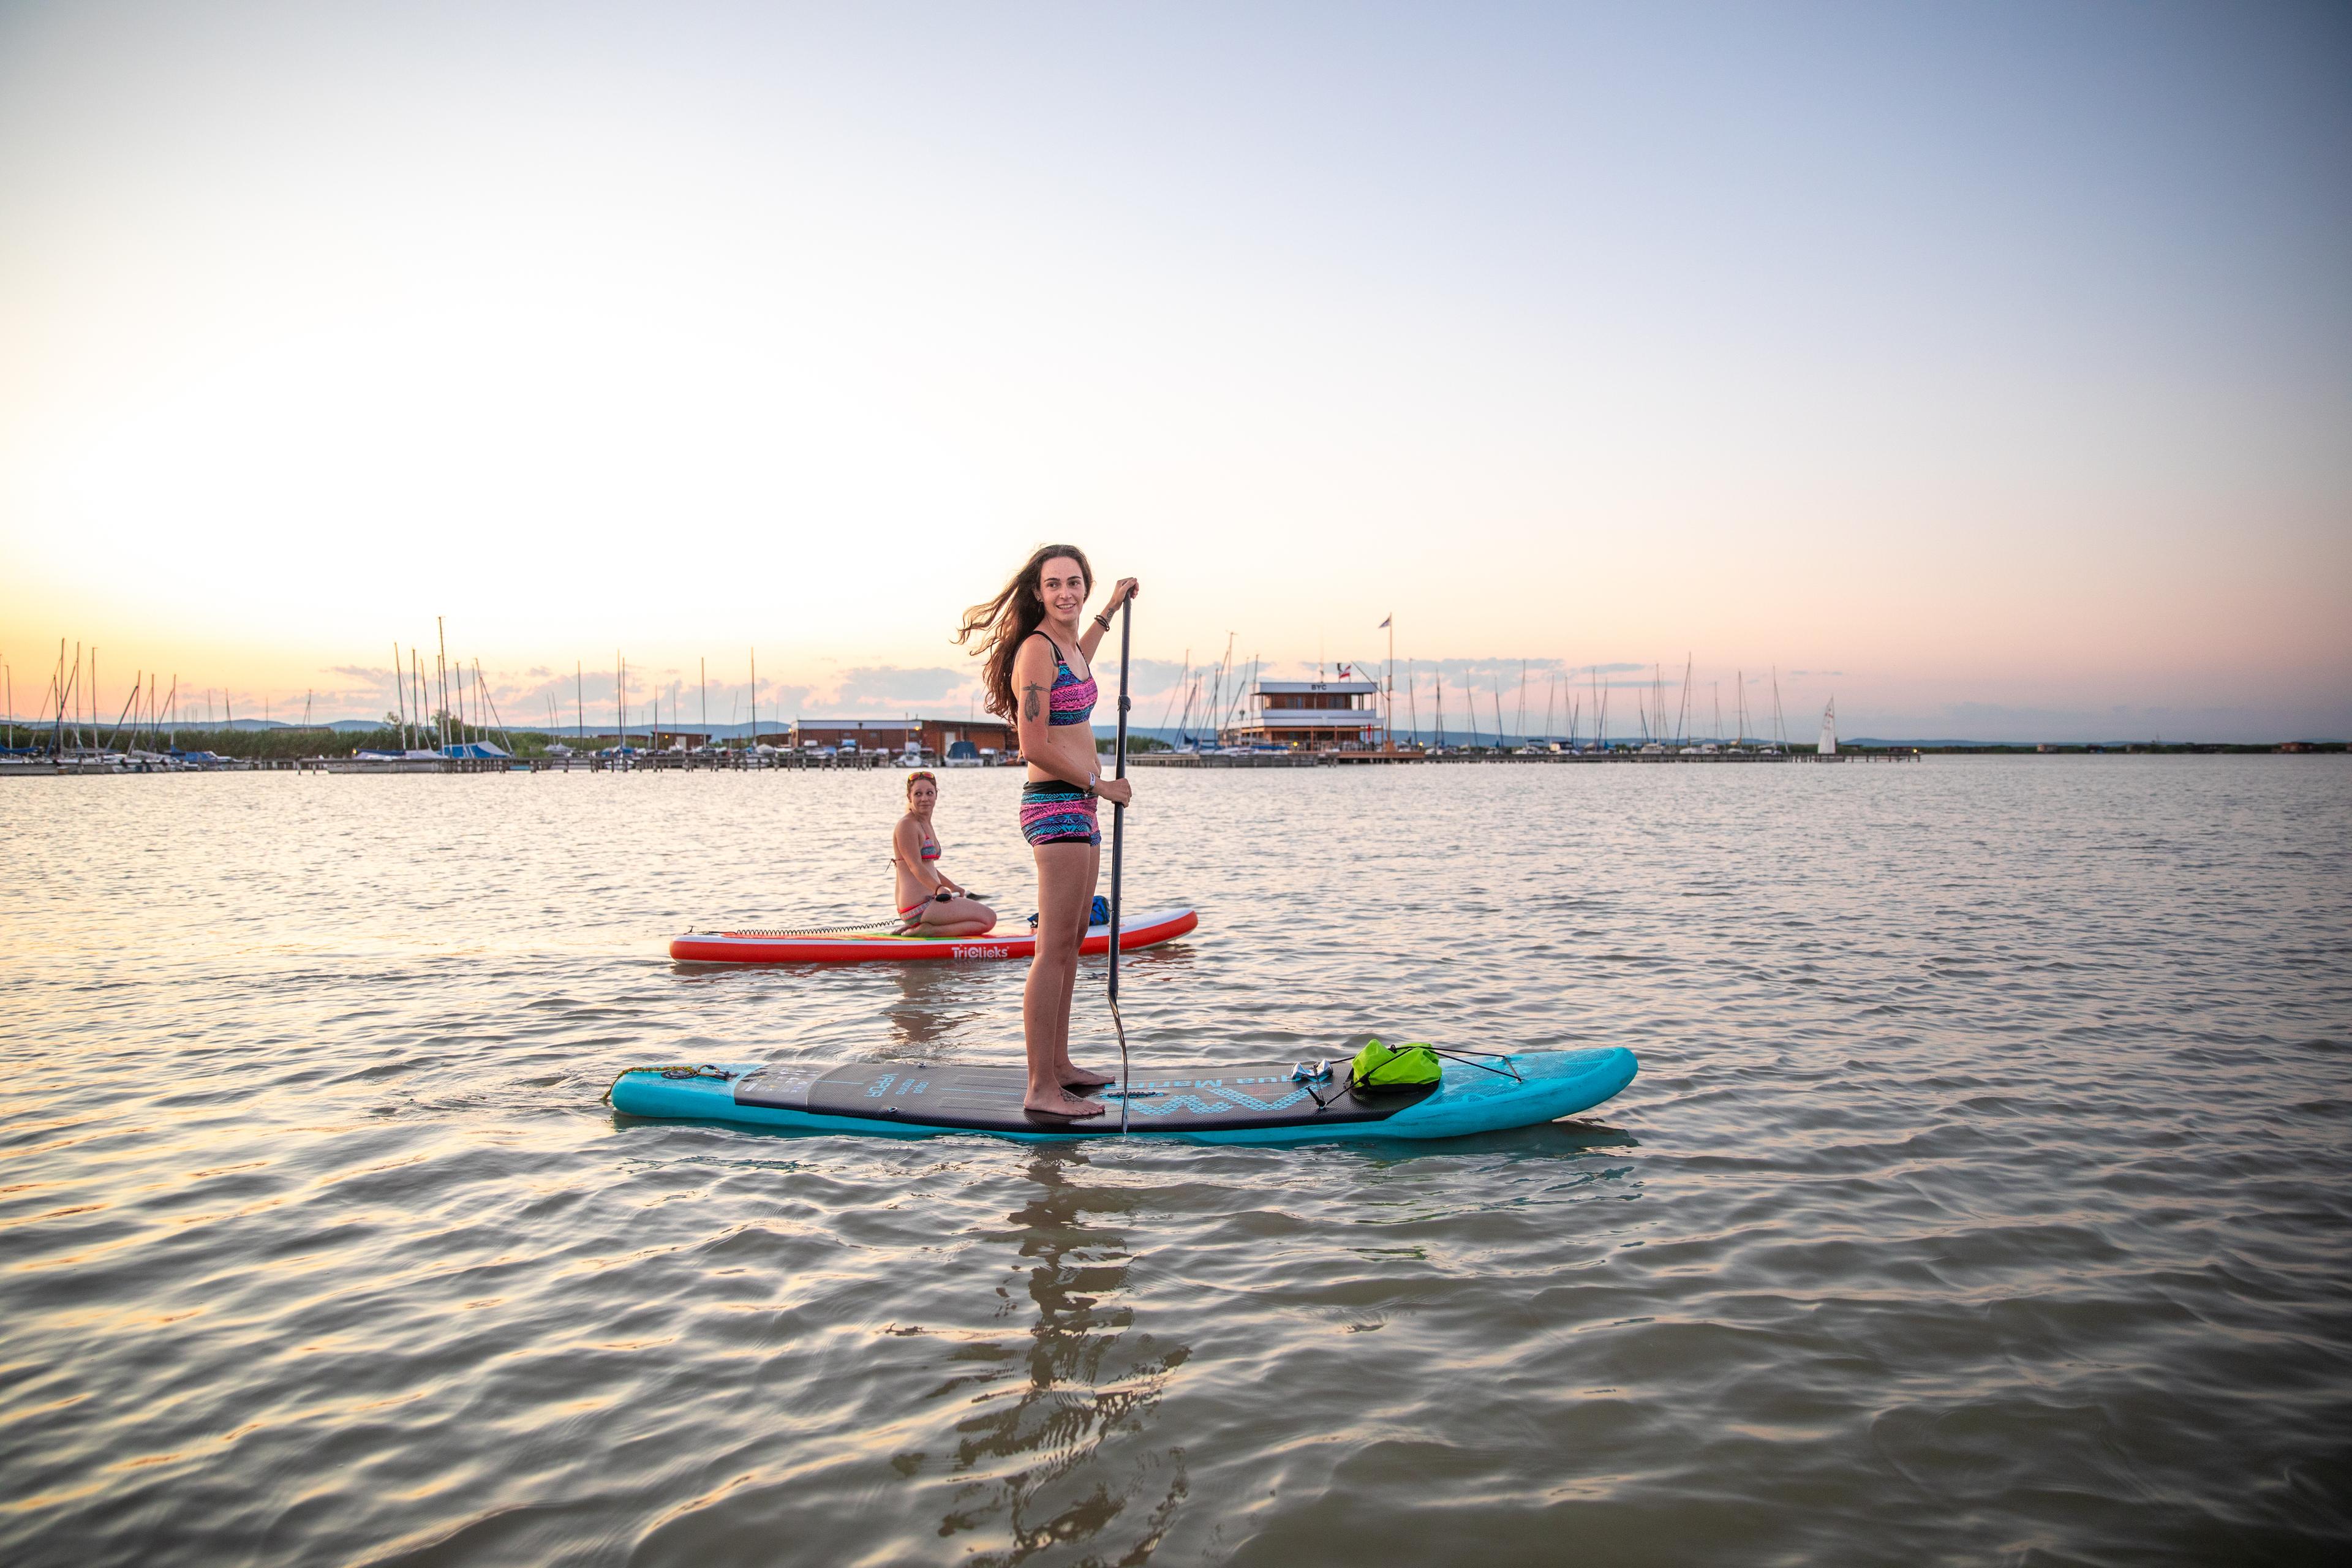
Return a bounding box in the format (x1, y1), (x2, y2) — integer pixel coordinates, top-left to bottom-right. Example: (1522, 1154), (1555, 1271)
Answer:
(1039, 635), (1096, 726)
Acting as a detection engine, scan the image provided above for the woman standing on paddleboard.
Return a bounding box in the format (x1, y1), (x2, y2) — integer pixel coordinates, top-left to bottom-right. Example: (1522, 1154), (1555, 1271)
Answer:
(957, 545), (1138, 1118)
(892, 771), (996, 937)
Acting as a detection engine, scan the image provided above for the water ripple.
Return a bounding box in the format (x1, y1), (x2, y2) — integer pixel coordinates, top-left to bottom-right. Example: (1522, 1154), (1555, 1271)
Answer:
(2, 758), (2348, 1565)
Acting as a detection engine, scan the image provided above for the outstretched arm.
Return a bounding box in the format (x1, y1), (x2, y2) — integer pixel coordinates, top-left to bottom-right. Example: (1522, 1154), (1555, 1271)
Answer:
(1077, 578), (1140, 662)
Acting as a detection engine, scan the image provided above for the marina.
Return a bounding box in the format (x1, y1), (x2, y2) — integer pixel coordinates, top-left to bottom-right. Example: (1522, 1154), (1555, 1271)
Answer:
(0, 642), (1936, 774)
(18, 629), (2332, 777)
(1, 736), (1923, 775)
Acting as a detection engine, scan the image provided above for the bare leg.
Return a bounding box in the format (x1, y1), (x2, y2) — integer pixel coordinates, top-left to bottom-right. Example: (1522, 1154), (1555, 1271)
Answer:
(1052, 842), (1110, 1087)
(1023, 844), (1102, 1117)
(909, 895), (997, 939)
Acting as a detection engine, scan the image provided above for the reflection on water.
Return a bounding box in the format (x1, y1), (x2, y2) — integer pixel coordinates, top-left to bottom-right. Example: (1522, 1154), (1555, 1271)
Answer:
(888, 962), (986, 1053)
(1396, 1117), (1643, 1164)
(931, 1150), (1189, 1564)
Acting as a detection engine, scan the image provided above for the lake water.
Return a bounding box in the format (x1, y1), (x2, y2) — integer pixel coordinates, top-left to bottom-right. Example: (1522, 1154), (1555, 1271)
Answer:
(2, 758), (2348, 1566)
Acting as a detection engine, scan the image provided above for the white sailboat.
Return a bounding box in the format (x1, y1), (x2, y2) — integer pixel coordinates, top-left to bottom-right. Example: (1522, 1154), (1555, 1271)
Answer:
(1818, 697), (1838, 757)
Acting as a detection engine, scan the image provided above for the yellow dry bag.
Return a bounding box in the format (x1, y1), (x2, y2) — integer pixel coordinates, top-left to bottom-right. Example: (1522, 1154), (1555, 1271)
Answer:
(1349, 1036), (1442, 1090)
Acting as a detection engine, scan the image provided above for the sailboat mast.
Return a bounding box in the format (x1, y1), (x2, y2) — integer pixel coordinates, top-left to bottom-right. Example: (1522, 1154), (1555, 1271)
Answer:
(1153, 649), (1189, 740)
(1213, 633), (1234, 745)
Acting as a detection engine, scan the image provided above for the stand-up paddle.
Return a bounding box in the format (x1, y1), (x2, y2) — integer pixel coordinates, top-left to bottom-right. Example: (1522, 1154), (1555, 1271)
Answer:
(1106, 590), (1134, 1133)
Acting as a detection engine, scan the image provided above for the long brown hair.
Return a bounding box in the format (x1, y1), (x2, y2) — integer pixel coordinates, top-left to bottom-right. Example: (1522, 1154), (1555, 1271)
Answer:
(956, 543), (1093, 720)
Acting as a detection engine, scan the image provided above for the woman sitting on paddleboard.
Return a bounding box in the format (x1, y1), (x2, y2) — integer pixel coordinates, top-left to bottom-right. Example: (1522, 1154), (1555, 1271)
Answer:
(892, 771), (996, 938)
(957, 545), (1138, 1118)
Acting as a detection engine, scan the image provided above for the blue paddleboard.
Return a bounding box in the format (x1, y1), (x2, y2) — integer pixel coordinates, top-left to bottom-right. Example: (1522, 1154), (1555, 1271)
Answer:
(606, 1045), (1636, 1145)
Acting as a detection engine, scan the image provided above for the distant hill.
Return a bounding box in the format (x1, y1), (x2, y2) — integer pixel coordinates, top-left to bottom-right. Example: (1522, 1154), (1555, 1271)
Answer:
(179, 718), (391, 733)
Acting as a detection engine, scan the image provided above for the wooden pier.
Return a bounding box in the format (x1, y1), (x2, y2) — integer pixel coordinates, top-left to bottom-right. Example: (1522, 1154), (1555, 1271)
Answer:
(1134, 747), (1918, 767)
(295, 750), (912, 774)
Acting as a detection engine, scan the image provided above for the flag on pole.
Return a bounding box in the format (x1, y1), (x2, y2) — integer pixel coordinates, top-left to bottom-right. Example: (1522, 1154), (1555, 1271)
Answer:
(1378, 616), (1391, 628)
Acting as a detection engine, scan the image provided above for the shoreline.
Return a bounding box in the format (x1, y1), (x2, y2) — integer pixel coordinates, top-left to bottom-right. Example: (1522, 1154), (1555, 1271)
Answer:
(3, 745), (2342, 777)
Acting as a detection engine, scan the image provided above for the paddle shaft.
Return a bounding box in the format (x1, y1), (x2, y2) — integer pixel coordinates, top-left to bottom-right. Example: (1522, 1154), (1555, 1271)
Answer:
(1107, 592), (1133, 1132)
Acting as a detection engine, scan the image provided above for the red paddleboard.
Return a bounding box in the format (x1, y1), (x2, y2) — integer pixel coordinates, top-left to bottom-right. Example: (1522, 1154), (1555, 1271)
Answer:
(669, 906), (1198, 965)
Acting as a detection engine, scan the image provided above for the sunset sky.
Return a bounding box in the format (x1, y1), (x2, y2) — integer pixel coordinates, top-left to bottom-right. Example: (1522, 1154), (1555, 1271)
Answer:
(2, 1), (2346, 740)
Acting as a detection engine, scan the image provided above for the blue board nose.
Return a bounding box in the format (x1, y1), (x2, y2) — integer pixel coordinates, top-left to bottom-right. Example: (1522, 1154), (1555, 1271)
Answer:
(1603, 1047), (1639, 1091)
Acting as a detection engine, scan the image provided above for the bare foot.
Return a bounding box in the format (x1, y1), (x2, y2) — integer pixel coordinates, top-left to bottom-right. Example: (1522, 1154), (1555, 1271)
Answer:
(1060, 1064), (1114, 1088)
(1023, 1090), (1105, 1118)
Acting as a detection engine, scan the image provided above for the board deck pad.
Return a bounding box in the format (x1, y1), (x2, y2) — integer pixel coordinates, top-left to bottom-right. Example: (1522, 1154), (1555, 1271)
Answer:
(733, 1058), (1436, 1132)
